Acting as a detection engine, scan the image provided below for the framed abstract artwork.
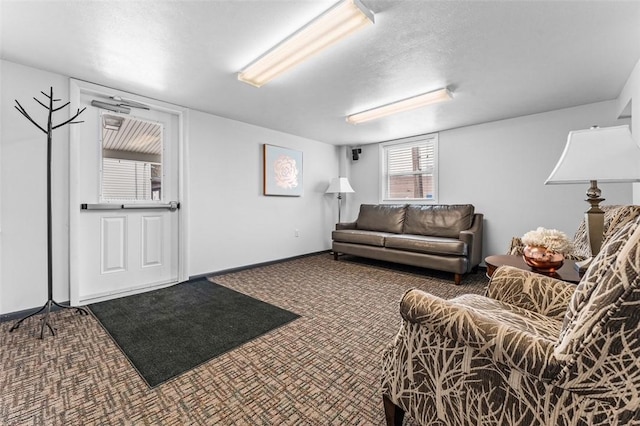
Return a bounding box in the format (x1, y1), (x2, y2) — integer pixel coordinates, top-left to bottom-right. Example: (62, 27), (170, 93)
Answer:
(263, 144), (303, 196)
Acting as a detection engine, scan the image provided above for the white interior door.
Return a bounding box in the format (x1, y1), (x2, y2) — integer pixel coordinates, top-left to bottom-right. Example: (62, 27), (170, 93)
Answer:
(69, 81), (186, 305)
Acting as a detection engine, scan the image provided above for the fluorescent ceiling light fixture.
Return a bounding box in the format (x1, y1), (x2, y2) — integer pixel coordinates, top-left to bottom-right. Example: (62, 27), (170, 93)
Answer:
(238, 0), (374, 87)
(346, 88), (453, 124)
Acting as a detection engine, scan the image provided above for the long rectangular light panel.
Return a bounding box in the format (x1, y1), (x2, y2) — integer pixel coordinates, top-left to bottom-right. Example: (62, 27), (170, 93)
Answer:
(238, 0), (374, 88)
(346, 88), (453, 124)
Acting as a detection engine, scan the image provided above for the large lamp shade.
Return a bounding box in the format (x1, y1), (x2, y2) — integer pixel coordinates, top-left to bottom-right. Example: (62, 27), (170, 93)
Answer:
(545, 125), (640, 184)
(545, 124), (640, 258)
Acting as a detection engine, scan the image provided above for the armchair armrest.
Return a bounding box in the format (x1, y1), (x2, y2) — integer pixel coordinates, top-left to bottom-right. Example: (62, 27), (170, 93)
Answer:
(459, 213), (483, 269)
(507, 237), (525, 255)
(336, 222), (356, 230)
(486, 265), (576, 320)
(400, 288), (560, 380)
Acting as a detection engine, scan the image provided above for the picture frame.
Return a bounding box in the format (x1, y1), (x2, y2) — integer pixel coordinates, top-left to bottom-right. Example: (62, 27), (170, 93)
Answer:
(263, 144), (303, 196)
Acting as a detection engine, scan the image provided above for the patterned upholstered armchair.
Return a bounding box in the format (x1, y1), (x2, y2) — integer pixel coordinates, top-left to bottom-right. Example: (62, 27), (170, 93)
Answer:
(382, 215), (640, 425)
(508, 205), (640, 261)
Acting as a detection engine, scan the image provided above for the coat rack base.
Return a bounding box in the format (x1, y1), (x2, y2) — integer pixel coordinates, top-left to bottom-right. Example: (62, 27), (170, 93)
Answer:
(9, 299), (89, 339)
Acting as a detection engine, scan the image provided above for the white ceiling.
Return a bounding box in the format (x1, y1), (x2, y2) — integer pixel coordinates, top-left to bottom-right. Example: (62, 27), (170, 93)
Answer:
(2, 1), (639, 146)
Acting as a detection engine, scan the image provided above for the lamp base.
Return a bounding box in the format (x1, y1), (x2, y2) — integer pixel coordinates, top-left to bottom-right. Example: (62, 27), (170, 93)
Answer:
(585, 179), (605, 256)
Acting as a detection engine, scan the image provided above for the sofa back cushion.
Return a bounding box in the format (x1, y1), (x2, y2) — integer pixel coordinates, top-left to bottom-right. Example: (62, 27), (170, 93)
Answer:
(403, 204), (475, 238)
(356, 204), (407, 234)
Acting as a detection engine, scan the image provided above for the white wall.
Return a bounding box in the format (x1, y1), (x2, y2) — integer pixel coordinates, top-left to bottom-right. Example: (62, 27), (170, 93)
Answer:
(187, 110), (339, 276)
(617, 57), (640, 203)
(0, 59), (340, 315)
(618, 57), (639, 136)
(346, 101), (632, 259)
(1, 60), (71, 314)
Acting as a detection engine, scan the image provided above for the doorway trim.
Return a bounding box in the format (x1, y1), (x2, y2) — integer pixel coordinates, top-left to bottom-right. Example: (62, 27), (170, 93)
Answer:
(69, 79), (189, 306)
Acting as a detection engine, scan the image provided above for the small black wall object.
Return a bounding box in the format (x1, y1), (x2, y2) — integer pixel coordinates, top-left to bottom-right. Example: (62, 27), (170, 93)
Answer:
(352, 148), (362, 161)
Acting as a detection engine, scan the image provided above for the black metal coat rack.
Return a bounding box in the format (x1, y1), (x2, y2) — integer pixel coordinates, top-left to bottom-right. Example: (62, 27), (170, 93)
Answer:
(9, 87), (89, 339)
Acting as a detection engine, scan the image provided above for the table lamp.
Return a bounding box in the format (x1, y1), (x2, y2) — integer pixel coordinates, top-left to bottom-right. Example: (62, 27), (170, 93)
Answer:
(326, 177), (355, 223)
(545, 125), (640, 259)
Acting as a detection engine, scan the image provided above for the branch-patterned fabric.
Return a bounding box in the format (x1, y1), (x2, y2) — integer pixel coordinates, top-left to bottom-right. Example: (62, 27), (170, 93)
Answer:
(382, 215), (640, 425)
(507, 205), (640, 261)
(486, 265), (576, 320)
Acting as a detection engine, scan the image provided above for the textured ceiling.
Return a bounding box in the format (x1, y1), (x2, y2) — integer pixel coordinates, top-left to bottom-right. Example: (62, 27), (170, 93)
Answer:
(1, 0), (639, 145)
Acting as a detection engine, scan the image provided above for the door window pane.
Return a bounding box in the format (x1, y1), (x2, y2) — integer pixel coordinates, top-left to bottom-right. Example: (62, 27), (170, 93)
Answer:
(100, 114), (163, 201)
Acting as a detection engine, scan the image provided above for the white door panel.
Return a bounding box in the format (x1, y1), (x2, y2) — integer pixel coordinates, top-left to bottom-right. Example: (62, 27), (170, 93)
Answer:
(70, 82), (184, 305)
(141, 215), (163, 268)
(101, 216), (127, 274)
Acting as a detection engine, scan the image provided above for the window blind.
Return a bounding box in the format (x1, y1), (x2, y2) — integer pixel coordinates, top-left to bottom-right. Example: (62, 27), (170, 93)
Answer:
(381, 135), (438, 201)
(102, 158), (152, 200)
(387, 142), (435, 175)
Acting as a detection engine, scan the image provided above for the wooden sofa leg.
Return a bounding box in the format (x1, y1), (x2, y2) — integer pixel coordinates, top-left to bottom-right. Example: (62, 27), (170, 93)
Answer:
(454, 273), (462, 285)
(383, 395), (405, 426)
(333, 251), (339, 260)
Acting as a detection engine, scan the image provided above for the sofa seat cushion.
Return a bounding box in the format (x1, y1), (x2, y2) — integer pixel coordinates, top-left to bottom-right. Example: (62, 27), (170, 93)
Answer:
(331, 229), (392, 247)
(356, 204), (407, 234)
(385, 234), (467, 256)
(403, 204), (475, 238)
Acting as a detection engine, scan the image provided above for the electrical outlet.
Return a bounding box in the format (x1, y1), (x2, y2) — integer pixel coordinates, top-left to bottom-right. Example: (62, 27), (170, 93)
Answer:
(295, 229), (300, 237)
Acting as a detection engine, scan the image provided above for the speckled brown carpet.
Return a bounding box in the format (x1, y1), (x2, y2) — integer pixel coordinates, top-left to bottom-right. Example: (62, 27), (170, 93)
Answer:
(0, 253), (487, 425)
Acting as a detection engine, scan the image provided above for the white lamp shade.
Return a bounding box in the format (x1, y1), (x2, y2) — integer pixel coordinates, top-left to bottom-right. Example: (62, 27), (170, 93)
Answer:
(326, 177), (355, 193)
(545, 125), (640, 184)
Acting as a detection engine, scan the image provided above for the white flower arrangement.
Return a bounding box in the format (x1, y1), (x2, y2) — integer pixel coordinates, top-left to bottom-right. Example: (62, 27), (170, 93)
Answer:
(521, 227), (573, 254)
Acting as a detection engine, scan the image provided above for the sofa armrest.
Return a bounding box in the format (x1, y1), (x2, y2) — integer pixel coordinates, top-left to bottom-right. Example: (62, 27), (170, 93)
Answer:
(486, 265), (576, 320)
(399, 288), (560, 380)
(459, 213), (483, 269)
(336, 222), (356, 230)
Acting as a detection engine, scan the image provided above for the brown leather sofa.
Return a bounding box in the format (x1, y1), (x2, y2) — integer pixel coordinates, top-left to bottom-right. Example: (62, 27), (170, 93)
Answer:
(332, 204), (483, 285)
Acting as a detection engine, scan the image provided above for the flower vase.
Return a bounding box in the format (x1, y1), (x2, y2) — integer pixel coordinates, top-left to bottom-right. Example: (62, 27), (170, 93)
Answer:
(522, 245), (564, 273)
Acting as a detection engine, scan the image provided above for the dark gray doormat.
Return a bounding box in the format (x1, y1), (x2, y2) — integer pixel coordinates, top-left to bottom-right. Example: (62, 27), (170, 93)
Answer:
(89, 278), (300, 387)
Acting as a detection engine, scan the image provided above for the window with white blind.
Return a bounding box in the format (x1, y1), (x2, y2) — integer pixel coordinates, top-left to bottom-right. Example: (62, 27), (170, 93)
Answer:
(380, 134), (438, 202)
(102, 159), (161, 201)
(99, 113), (163, 201)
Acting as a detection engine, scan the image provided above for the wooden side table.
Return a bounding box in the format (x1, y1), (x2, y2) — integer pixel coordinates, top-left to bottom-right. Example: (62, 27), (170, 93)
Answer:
(485, 254), (581, 284)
